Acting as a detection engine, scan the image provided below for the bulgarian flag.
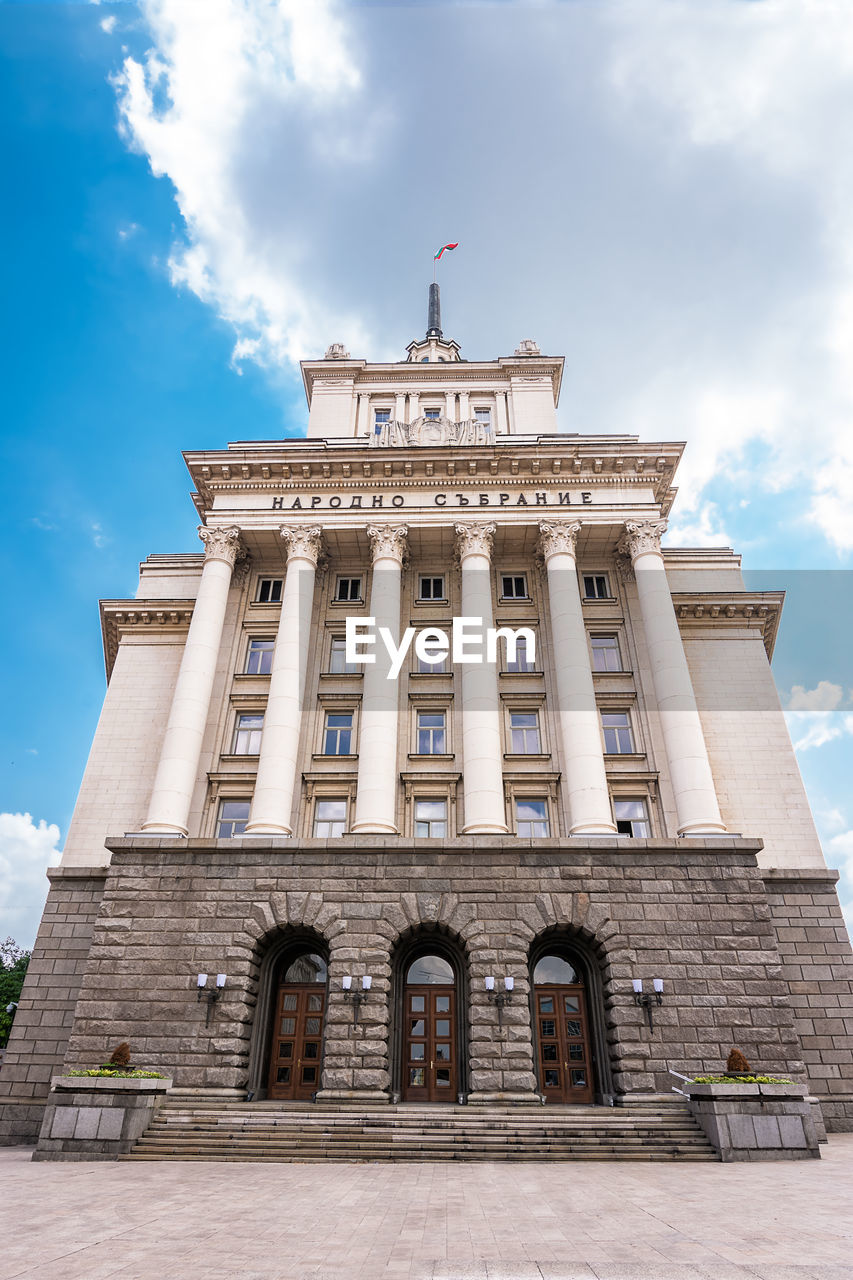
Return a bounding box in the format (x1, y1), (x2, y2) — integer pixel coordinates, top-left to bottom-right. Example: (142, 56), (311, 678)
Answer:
(434, 242), (458, 260)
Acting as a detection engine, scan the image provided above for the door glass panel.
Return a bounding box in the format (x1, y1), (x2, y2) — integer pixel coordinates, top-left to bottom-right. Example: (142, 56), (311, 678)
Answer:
(544, 1070), (559, 1088)
(435, 1019), (450, 1037)
(280, 1017), (296, 1034)
(308, 994), (323, 1012)
(436, 1043), (450, 1061)
(303, 1042), (319, 1059)
(276, 1067), (291, 1083)
(410, 1019), (426, 1036)
(410, 1068), (425, 1086)
(540, 1019), (555, 1037)
(306, 1017), (321, 1034)
(566, 1020), (582, 1037)
(301, 1067), (317, 1083)
(569, 1044), (583, 1060)
(436, 1069), (451, 1086)
(410, 995), (425, 1013)
(564, 996), (580, 1012)
(542, 1044), (557, 1062)
(539, 996), (554, 1013)
(435, 996), (450, 1013)
(282, 994), (297, 1011)
(571, 1069), (587, 1087)
(410, 1044), (425, 1060)
(279, 1041), (292, 1058)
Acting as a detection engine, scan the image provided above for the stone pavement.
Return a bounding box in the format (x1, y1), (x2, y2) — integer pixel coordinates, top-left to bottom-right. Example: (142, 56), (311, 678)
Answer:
(1, 1141), (853, 1280)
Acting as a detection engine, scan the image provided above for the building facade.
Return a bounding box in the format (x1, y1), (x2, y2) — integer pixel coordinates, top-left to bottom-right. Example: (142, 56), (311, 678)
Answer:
(2, 295), (853, 1142)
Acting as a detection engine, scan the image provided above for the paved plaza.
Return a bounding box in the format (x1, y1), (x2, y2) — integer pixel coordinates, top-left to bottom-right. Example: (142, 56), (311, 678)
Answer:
(1, 1140), (853, 1280)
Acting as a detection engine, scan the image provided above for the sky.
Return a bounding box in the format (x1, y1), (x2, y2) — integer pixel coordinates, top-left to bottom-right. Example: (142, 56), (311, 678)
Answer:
(1, 0), (852, 947)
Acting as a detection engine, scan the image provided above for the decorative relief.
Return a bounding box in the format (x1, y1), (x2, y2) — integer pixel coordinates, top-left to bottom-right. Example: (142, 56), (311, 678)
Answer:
(617, 520), (668, 562)
(280, 525), (324, 567)
(324, 343), (350, 360)
(455, 521), (496, 561)
(513, 338), (541, 357)
(538, 521), (581, 561)
(370, 415), (495, 448)
(197, 525), (245, 568)
(366, 523), (409, 565)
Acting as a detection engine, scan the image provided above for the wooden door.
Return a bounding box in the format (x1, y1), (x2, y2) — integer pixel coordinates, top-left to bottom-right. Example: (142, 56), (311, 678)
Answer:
(268, 984), (326, 1100)
(402, 986), (456, 1102)
(535, 985), (593, 1104)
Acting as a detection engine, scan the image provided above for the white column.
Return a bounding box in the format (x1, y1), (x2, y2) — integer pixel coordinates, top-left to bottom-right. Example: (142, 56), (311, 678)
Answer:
(459, 390), (470, 422)
(619, 520), (726, 836)
(495, 391), (509, 435)
(355, 393), (369, 438)
(143, 526), (244, 835)
(395, 392), (406, 423)
(455, 522), (509, 834)
(351, 524), (408, 834)
(445, 390), (457, 421)
(539, 522), (617, 835)
(408, 390), (419, 422)
(245, 526), (323, 836)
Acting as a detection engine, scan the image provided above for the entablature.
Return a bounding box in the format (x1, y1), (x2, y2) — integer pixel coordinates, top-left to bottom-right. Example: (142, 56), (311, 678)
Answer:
(672, 590), (784, 659)
(100, 598), (195, 680)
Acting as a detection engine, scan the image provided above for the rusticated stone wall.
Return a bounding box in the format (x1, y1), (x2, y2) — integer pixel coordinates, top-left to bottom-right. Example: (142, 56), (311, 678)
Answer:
(763, 868), (853, 1131)
(0, 867), (106, 1145)
(59, 837), (809, 1106)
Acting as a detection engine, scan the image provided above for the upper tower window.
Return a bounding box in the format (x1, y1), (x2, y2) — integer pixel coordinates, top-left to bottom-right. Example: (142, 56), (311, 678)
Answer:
(424, 408), (441, 421)
(474, 407), (491, 424)
(257, 578), (282, 604)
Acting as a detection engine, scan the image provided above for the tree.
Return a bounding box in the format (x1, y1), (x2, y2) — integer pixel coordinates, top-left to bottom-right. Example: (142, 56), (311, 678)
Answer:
(0, 940), (31, 1049)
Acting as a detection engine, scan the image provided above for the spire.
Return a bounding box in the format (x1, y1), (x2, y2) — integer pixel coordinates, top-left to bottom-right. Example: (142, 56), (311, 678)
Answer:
(427, 282), (442, 338)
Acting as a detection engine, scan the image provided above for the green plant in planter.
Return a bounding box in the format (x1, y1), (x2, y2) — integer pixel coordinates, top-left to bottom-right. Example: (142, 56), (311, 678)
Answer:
(65, 1069), (167, 1079)
(692, 1074), (794, 1084)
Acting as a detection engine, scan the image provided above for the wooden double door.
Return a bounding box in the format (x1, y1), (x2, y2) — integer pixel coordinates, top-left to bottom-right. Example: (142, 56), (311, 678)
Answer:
(268, 984), (326, 1100)
(534, 984), (594, 1104)
(402, 986), (457, 1101)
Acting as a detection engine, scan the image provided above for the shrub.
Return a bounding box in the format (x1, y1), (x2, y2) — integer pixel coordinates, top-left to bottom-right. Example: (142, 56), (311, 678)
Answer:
(103, 1042), (132, 1069)
(726, 1047), (751, 1073)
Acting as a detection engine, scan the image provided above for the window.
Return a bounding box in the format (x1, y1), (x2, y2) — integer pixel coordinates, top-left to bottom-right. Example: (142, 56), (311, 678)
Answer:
(418, 576), (445, 601)
(505, 633), (536, 672)
(515, 798), (550, 838)
(614, 798), (651, 838)
(417, 711), (446, 755)
(418, 651), (448, 674)
(217, 799), (250, 838)
(245, 638), (274, 675)
(313, 798), (347, 838)
(509, 711), (541, 754)
(233, 713), (263, 755)
(374, 408), (390, 425)
(583, 573), (610, 600)
(415, 799), (447, 838)
(329, 636), (358, 674)
(591, 635), (621, 673)
(424, 408), (441, 421)
(323, 712), (353, 755)
(474, 406), (491, 424)
(257, 578), (282, 604)
(602, 711), (635, 754)
(335, 577), (362, 603)
(501, 574), (528, 600)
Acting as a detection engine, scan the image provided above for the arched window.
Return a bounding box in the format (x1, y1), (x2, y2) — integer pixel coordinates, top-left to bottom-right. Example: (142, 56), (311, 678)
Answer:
(533, 954), (579, 985)
(406, 954), (454, 985)
(283, 952), (327, 984)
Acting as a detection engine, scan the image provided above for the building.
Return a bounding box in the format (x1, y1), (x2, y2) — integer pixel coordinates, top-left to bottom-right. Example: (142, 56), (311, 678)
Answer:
(2, 289), (852, 1146)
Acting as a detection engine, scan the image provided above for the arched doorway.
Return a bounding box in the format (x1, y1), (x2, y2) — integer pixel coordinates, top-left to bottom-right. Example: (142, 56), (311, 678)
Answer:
(392, 934), (467, 1103)
(531, 950), (594, 1104)
(267, 948), (328, 1101)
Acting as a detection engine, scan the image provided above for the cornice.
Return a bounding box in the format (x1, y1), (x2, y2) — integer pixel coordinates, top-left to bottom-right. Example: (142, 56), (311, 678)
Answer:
(301, 355), (565, 404)
(100, 598), (195, 681)
(672, 591), (784, 660)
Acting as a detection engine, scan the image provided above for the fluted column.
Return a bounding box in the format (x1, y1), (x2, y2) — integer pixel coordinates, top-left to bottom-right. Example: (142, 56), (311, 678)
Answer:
(355, 392), (369, 438)
(445, 390), (456, 420)
(539, 522), (617, 835)
(143, 525), (245, 835)
(408, 390), (419, 422)
(455, 522), (509, 834)
(619, 520), (726, 835)
(245, 526), (323, 836)
(351, 524), (408, 834)
(496, 391), (509, 435)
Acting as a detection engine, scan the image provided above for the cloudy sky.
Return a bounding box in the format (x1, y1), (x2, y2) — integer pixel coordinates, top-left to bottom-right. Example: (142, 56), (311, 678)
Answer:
(2, 0), (852, 946)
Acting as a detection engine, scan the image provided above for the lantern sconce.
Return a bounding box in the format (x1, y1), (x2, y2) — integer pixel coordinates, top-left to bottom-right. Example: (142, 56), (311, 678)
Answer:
(196, 972), (226, 1026)
(343, 974), (371, 1024)
(633, 977), (663, 1034)
(485, 975), (514, 1027)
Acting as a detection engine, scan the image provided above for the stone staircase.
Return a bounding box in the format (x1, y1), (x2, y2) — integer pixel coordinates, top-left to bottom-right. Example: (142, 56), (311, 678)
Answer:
(123, 1096), (718, 1162)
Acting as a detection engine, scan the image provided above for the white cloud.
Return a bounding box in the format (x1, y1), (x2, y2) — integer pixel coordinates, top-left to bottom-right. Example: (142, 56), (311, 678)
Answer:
(786, 681), (844, 712)
(783, 682), (853, 750)
(101, 15), (117, 34)
(665, 500), (731, 548)
(0, 813), (62, 951)
(90, 521), (108, 549)
(113, 0), (374, 369)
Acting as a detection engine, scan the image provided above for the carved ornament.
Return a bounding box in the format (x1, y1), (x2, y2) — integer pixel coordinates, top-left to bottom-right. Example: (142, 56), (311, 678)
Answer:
(617, 520), (668, 562)
(455, 521), (496, 561)
(538, 521), (581, 561)
(324, 342), (350, 360)
(280, 525), (324, 567)
(513, 338), (541, 357)
(370, 415), (495, 448)
(197, 525), (245, 568)
(366, 523), (409, 565)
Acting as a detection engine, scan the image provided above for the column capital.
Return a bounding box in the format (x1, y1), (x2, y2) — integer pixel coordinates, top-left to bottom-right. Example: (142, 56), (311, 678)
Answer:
(366, 523), (408, 566)
(455, 521), (496, 561)
(197, 525), (245, 568)
(280, 524), (324, 567)
(618, 519), (668, 562)
(538, 520), (581, 562)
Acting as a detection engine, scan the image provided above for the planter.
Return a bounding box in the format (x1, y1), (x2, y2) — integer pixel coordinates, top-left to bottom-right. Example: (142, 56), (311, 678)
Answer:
(32, 1075), (173, 1162)
(685, 1080), (820, 1162)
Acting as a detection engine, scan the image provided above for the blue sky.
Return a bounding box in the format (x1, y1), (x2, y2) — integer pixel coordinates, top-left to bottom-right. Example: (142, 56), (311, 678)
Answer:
(1, 0), (852, 946)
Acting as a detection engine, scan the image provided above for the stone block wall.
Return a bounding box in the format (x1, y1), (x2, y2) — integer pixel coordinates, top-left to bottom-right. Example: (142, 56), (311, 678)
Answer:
(0, 867), (106, 1145)
(763, 868), (853, 1130)
(60, 838), (806, 1105)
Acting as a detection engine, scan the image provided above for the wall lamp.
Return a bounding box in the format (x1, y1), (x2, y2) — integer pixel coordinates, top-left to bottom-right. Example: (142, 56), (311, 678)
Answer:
(197, 972), (226, 1026)
(633, 978), (664, 1034)
(485, 975), (514, 1027)
(343, 975), (371, 1023)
